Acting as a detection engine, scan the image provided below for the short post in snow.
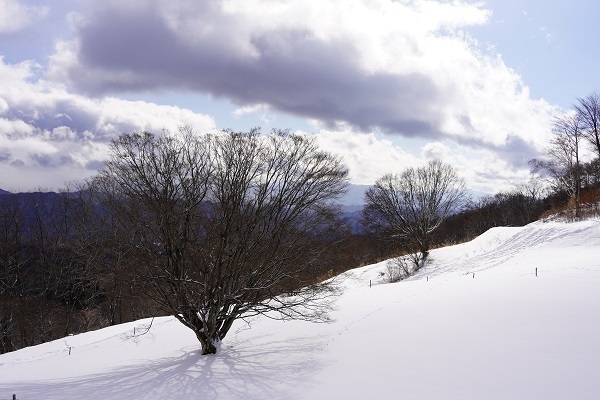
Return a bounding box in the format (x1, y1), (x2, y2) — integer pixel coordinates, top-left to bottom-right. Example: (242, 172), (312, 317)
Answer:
(535, 267), (538, 277)
(13, 394), (17, 400)
(472, 272), (475, 279)
(369, 280), (371, 288)
(68, 347), (72, 355)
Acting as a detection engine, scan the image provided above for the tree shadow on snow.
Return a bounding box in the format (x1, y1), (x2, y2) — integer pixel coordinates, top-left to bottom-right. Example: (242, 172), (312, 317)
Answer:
(6, 334), (330, 400)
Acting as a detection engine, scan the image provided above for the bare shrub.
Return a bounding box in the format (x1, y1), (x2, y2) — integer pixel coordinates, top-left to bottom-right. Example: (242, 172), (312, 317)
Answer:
(386, 252), (426, 283)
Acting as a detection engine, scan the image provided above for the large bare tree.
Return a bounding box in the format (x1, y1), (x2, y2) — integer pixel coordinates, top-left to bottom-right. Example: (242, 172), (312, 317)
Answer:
(363, 160), (467, 270)
(575, 91), (600, 159)
(92, 127), (348, 354)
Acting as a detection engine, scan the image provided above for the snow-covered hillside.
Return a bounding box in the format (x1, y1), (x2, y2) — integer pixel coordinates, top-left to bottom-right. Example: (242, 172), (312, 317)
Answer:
(2, 219), (600, 400)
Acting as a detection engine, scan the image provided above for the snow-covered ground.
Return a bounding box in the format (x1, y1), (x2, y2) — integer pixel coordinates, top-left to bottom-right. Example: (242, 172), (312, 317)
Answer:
(2, 219), (600, 400)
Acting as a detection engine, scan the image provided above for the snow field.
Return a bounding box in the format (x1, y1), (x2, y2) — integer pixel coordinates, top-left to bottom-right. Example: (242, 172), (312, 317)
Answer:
(1, 219), (600, 399)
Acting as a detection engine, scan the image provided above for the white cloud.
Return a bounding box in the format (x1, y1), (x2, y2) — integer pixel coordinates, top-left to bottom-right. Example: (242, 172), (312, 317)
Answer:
(0, 57), (216, 191)
(0, 0), (563, 193)
(232, 103), (271, 118)
(421, 142), (449, 160)
(50, 126), (77, 141)
(312, 127), (539, 193)
(47, 0), (558, 169)
(0, 0), (48, 34)
(311, 127), (422, 185)
(232, 103), (274, 125)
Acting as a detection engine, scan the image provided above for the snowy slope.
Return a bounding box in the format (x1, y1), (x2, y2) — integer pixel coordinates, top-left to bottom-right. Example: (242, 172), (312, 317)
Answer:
(2, 219), (600, 400)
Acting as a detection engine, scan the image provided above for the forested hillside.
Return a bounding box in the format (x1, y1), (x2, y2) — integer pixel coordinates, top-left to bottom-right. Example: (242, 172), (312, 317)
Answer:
(2, 181), (598, 353)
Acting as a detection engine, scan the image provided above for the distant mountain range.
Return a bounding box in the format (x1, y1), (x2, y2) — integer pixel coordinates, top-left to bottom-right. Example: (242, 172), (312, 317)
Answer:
(0, 184), (370, 204)
(339, 184), (369, 206)
(0, 186), (367, 234)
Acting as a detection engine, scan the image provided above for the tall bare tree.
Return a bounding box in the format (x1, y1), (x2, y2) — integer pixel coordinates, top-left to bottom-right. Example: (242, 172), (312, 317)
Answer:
(93, 127), (348, 354)
(363, 160), (467, 270)
(575, 91), (600, 159)
(531, 112), (585, 217)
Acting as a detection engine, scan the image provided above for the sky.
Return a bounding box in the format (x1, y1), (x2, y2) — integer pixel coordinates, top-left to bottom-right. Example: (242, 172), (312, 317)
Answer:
(0, 0), (599, 194)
